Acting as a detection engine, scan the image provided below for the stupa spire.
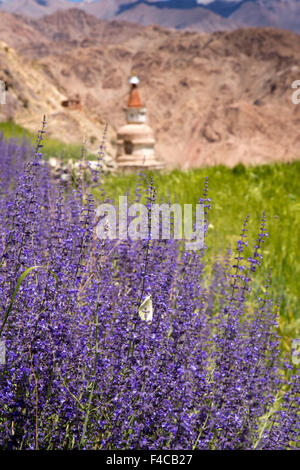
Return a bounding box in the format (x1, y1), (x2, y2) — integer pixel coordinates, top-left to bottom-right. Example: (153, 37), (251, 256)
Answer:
(128, 72), (143, 108)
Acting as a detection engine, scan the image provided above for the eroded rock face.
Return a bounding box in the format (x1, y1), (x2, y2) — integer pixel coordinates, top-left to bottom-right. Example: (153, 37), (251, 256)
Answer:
(0, 34), (115, 160)
(1, 9), (300, 168)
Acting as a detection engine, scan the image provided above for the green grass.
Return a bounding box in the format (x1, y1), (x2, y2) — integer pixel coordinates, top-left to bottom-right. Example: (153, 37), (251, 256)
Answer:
(0, 121), (98, 161)
(94, 162), (300, 346)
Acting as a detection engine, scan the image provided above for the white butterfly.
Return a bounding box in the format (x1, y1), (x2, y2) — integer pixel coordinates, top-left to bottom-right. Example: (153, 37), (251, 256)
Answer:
(138, 295), (153, 323)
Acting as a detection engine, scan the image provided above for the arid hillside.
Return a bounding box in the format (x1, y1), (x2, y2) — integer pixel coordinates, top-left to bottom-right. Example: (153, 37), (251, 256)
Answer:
(1, 8), (300, 168)
(0, 13), (116, 157)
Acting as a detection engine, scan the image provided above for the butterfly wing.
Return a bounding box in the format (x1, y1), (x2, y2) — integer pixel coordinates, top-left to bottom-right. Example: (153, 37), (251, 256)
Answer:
(138, 295), (153, 323)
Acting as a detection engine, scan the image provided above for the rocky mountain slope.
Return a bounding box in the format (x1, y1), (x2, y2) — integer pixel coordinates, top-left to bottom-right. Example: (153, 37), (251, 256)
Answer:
(1, 8), (300, 168)
(0, 12), (116, 157)
(1, 1), (300, 34)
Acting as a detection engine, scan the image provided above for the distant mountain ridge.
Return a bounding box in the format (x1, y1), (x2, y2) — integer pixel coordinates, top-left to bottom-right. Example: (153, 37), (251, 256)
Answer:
(0, 0), (300, 34)
(1, 8), (300, 168)
(0, 0), (73, 18)
(116, 1), (245, 18)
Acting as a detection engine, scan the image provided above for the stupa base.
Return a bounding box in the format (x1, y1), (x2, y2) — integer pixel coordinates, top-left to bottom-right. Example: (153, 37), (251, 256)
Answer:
(116, 155), (165, 173)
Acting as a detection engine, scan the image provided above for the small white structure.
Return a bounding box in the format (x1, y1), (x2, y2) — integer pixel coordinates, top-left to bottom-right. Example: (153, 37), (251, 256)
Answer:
(116, 74), (164, 172)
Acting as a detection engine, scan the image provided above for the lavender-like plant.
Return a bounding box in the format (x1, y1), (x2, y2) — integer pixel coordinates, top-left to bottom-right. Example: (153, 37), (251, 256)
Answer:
(0, 127), (298, 450)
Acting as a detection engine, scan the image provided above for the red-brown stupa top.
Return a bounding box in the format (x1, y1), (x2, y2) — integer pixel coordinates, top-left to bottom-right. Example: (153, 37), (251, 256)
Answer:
(128, 85), (143, 108)
(127, 74), (143, 108)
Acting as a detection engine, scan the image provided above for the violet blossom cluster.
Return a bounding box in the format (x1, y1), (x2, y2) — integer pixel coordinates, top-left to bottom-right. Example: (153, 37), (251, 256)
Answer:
(0, 129), (298, 450)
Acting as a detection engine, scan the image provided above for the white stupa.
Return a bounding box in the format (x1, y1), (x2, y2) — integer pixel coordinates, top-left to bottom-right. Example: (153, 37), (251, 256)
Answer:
(116, 73), (164, 172)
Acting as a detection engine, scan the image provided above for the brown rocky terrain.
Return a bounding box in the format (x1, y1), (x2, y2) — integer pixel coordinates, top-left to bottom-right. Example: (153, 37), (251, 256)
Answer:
(16, 8), (144, 51)
(0, 15), (115, 157)
(1, 8), (300, 168)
